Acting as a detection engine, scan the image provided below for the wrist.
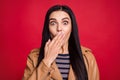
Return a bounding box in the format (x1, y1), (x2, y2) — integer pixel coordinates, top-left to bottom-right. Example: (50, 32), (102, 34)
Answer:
(43, 59), (51, 68)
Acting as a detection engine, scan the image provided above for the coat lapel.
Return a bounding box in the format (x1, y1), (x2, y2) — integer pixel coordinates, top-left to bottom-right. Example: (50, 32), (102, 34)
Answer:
(68, 65), (76, 80)
(50, 61), (75, 80)
(50, 61), (63, 80)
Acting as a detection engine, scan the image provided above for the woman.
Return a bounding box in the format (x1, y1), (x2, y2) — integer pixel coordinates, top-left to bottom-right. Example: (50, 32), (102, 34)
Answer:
(23, 5), (99, 80)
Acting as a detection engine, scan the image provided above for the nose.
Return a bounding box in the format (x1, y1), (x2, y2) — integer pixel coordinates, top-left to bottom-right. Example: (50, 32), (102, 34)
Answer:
(57, 24), (62, 32)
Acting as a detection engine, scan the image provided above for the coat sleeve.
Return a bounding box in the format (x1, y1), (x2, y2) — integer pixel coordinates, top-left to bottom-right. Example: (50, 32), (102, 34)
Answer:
(83, 49), (100, 80)
(22, 49), (53, 80)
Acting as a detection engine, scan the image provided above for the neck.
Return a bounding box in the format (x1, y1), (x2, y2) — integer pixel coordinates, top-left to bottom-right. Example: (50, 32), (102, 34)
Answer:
(59, 42), (69, 54)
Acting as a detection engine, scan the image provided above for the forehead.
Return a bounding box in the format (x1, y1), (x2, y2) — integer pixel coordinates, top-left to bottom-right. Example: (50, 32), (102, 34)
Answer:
(49, 11), (70, 20)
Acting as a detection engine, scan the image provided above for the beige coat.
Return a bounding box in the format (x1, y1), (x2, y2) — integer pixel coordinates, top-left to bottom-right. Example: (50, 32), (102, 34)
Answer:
(23, 46), (99, 80)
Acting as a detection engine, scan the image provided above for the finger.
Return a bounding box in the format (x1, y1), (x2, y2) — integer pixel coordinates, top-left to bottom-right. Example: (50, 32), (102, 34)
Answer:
(47, 39), (51, 45)
(45, 39), (50, 47)
(62, 32), (69, 43)
(53, 32), (64, 45)
(58, 33), (69, 47)
(45, 39), (51, 51)
(57, 32), (66, 47)
(49, 32), (62, 46)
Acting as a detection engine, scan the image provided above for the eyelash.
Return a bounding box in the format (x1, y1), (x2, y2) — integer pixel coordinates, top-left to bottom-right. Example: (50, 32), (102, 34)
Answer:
(63, 21), (68, 25)
(49, 21), (69, 25)
(49, 21), (57, 25)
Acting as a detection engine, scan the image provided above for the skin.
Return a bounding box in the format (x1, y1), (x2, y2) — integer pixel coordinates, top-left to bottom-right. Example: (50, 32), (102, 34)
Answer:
(43, 11), (72, 67)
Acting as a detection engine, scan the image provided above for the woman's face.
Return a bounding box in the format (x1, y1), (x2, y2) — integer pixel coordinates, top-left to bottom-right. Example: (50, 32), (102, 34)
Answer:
(49, 10), (72, 44)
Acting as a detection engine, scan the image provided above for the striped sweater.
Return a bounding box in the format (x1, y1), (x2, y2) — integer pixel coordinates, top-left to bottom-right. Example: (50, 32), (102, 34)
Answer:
(56, 53), (70, 80)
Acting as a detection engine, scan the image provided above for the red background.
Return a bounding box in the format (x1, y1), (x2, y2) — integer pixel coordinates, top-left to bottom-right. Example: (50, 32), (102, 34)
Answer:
(0, 0), (120, 80)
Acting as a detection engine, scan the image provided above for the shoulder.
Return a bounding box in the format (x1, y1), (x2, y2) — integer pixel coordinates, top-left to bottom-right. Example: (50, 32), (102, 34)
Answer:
(81, 46), (95, 59)
(28, 48), (40, 57)
(81, 46), (92, 54)
(81, 46), (100, 80)
(81, 46), (95, 61)
(27, 48), (40, 67)
(81, 46), (96, 67)
(81, 46), (98, 70)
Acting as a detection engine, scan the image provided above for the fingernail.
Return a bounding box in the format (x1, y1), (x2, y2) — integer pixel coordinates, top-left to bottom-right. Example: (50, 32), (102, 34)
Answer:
(48, 39), (50, 42)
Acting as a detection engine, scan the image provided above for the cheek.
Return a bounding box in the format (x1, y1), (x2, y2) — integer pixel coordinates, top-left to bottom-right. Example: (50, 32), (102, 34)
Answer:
(49, 27), (57, 38)
(64, 26), (72, 38)
(64, 25), (72, 34)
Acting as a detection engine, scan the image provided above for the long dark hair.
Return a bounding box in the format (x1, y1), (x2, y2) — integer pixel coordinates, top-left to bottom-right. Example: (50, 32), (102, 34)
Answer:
(37, 5), (88, 80)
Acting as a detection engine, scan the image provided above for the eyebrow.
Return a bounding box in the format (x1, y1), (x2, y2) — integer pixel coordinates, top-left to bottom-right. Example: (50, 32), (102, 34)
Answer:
(62, 17), (70, 20)
(49, 18), (56, 21)
(49, 17), (70, 21)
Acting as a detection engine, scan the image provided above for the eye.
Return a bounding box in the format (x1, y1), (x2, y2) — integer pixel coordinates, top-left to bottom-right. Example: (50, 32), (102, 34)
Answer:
(49, 21), (57, 25)
(63, 21), (68, 25)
